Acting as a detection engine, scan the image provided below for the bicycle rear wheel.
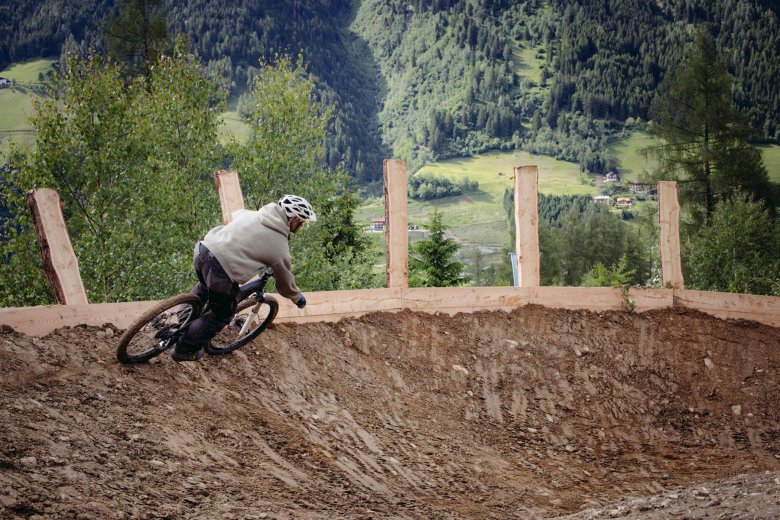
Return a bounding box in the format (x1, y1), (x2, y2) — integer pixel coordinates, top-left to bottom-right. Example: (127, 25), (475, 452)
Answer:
(116, 294), (202, 364)
(207, 295), (279, 355)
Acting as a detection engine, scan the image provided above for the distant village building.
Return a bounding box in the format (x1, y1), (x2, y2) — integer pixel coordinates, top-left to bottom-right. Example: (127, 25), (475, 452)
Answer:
(629, 181), (656, 195)
(593, 195), (611, 204)
(0, 77), (12, 88)
(371, 217), (385, 231)
(604, 171), (620, 182)
(616, 197), (633, 208)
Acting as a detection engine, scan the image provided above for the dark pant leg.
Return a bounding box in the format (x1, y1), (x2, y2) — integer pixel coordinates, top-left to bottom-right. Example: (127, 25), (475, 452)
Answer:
(177, 247), (238, 353)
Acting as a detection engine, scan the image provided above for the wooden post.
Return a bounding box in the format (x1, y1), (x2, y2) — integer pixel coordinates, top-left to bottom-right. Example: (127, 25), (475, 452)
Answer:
(383, 159), (408, 288)
(26, 189), (89, 305)
(658, 181), (684, 288)
(214, 169), (245, 224)
(513, 165), (540, 287)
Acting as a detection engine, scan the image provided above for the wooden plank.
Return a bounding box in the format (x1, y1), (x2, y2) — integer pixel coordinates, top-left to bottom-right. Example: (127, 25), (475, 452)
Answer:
(658, 181), (684, 288)
(3, 287), (779, 336)
(519, 286), (626, 311)
(513, 166), (540, 287)
(402, 287), (522, 312)
(25, 189), (88, 305)
(628, 287), (675, 313)
(674, 289), (780, 328)
(0, 301), (160, 336)
(384, 159), (409, 288)
(214, 169), (245, 224)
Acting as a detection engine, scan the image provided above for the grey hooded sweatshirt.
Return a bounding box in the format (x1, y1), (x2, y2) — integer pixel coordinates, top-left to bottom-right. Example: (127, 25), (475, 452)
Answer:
(200, 203), (302, 302)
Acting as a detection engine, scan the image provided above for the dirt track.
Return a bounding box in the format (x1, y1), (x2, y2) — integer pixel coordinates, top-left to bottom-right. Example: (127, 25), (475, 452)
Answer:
(1, 305), (779, 519)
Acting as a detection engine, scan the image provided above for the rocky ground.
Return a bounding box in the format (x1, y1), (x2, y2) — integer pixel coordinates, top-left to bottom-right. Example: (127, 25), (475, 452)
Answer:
(1, 305), (779, 519)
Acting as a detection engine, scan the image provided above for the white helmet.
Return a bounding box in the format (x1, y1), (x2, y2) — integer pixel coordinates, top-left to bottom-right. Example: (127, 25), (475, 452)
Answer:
(278, 194), (317, 222)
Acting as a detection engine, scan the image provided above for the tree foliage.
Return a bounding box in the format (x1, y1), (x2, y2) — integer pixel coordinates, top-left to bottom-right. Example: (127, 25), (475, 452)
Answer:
(104, 0), (169, 86)
(408, 173), (478, 200)
(228, 54), (380, 292)
(685, 193), (780, 296)
(504, 190), (657, 287)
(3, 0), (778, 185)
(409, 210), (467, 287)
(0, 46), (223, 306)
(644, 26), (775, 226)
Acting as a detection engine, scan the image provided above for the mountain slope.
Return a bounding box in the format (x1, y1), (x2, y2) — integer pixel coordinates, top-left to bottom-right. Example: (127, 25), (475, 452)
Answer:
(1, 0), (778, 182)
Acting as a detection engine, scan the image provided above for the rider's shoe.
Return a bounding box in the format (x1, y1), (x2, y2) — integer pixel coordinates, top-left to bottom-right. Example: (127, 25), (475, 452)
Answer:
(171, 342), (205, 362)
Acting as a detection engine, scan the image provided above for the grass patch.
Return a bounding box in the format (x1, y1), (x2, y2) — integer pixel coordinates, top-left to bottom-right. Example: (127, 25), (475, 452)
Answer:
(609, 132), (780, 184)
(0, 89), (36, 131)
(759, 144), (780, 183)
(357, 150), (590, 267)
(0, 58), (56, 83)
(0, 88), (39, 161)
(606, 131), (658, 181)
(218, 110), (251, 143)
(511, 42), (545, 87)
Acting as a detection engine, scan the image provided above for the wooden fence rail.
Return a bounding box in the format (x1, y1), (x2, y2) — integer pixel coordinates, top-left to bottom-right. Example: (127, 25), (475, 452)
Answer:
(7, 163), (779, 337)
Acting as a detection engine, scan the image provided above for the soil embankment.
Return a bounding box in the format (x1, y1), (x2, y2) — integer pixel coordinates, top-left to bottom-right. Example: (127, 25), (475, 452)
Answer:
(1, 306), (779, 518)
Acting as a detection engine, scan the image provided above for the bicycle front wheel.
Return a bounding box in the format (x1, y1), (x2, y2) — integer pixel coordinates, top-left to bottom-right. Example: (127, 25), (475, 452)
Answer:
(207, 295), (279, 355)
(116, 294), (202, 364)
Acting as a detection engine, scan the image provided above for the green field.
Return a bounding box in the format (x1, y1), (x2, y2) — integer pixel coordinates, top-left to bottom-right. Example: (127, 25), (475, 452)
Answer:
(0, 59), (57, 160)
(511, 43), (546, 87)
(218, 110), (251, 143)
(759, 144), (780, 182)
(0, 58), (56, 83)
(0, 89), (38, 159)
(357, 151), (591, 264)
(609, 131), (780, 182)
(606, 131), (658, 181)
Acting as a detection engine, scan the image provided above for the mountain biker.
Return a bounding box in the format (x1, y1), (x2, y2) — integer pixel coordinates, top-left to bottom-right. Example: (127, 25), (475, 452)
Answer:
(171, 194), (316, 362)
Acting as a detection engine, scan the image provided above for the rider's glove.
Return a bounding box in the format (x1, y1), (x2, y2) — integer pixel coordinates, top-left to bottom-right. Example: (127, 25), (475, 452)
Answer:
(296, 294), (307, 309)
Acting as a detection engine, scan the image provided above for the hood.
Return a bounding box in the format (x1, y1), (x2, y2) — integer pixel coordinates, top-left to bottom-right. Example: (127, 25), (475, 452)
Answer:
(257, 203), (290, 238)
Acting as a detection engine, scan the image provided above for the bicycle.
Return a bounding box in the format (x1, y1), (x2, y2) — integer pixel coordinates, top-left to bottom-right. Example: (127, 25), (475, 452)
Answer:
(116, 269), (279, 364)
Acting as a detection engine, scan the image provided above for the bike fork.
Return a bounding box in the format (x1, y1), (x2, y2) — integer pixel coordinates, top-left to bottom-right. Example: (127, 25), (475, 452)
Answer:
(237, 301), (263, 337)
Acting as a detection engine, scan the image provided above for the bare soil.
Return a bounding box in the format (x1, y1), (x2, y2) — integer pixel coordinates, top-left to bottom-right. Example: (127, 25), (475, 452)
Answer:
(1, 305), (779, 519)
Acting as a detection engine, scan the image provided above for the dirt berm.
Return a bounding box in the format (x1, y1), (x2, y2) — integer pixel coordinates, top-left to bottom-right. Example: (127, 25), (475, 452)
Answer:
(1, 305), (779, 519)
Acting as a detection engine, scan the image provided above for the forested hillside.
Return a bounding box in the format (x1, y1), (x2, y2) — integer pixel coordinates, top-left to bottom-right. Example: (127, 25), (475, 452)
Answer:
(355, 0), (779, 173)
(1, 0), (778, 183)
(0, 0), (388, 185)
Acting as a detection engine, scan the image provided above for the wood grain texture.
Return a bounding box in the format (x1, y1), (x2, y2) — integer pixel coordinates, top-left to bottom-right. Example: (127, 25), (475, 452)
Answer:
(514, 166), (540, 287)
(25, 189), (88, 305)
(214, 169), (245, 224)
(384, 159), (408, 288)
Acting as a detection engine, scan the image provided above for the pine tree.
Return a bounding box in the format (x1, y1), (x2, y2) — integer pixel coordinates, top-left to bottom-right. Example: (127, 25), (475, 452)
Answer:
(644, 25), (773, 227)
(409, 210), (466, 287)
(104, 0), (169, 87)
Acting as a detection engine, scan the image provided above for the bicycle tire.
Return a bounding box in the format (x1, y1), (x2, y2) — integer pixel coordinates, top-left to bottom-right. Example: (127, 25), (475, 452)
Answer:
(116, 294), (203, 364)
(207, 295), (279, 355)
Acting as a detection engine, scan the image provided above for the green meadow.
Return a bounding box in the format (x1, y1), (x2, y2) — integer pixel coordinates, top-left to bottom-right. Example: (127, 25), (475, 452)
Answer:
(357, 151), (591, 262)
(0, 89), (38, 159)
(0, 59), (56, 159)
(759, 144), (780, 182)
(1, 58), (56, 83)
(608, 131), (780, 182)
(606, 131), (658, 181)
(218, 110), (251, 143)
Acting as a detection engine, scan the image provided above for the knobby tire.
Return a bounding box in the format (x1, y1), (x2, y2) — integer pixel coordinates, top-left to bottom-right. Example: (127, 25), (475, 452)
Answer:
(116, 294), (202, 364)
(207, 296), (279, 355)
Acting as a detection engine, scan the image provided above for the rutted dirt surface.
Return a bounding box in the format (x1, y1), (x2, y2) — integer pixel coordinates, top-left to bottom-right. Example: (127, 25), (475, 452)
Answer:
(1, 306), (779, 519)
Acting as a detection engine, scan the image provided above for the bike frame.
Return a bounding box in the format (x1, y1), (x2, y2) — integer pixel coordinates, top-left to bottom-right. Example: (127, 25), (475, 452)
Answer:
(235, 269), (274, 336)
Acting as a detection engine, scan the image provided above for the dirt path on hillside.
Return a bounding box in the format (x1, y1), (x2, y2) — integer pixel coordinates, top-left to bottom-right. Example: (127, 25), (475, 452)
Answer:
(1, 306), (779, 519)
